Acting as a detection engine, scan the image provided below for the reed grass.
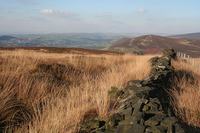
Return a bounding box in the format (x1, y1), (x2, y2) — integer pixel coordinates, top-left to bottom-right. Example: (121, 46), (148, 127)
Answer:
(0, 49), (153, 132)
(170, 59), (200, 131)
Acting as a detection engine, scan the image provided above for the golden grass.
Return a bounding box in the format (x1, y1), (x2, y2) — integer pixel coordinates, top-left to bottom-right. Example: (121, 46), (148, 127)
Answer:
(170, 59), (200, 129)
(0, 49), (153, 132)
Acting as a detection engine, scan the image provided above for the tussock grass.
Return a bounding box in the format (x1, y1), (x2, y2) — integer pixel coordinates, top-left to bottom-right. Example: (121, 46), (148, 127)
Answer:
(170, 59), (200, 130)
(0, 49), (153, 132)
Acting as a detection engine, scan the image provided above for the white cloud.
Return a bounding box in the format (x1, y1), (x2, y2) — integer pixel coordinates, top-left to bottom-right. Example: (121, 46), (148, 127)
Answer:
(40, 9), (54, 14)
(137, 8), (148, 13)
(39, 9), (78, 19)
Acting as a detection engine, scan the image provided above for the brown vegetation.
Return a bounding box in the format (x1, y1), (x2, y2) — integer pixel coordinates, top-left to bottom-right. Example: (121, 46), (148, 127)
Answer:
(106, 35), (200, 57)
(0, 49), (153, 132)
(0, 47), (120, 55)
(170, 59), (200, 131)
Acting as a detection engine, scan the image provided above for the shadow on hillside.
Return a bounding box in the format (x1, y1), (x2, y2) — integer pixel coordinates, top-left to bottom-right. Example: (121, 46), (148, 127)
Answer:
(172, 69), (199, 85)
(181, 123), (200, 133)
(169, 69), (200, 133)
(147, 68), (200, 133)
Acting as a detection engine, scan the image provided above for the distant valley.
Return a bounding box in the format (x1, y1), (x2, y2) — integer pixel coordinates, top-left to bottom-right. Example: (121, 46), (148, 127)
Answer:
(1, 32), (200, 57)
(0, 33), (126, 49)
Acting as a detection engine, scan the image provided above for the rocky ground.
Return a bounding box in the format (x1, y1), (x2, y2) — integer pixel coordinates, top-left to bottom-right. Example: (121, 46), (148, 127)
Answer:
(80, 49), (186, 133)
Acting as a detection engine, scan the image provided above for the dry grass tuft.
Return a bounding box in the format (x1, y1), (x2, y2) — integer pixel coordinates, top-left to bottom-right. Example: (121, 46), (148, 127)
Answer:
(0, 49), (153, 132)
(170, 59), (200, 130)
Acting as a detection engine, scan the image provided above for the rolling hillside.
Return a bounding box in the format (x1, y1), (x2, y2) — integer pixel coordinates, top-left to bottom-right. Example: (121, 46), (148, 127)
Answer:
(105, 35), (200, 57)
(169, 32), (200, 39)
(0, 35), (17, 41)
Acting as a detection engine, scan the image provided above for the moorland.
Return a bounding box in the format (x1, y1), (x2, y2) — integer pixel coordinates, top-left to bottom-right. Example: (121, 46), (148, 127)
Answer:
(0, 33), (200, 132)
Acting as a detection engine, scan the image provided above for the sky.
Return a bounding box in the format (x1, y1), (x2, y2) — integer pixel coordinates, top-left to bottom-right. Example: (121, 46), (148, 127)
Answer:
(0, 0), (200, 34)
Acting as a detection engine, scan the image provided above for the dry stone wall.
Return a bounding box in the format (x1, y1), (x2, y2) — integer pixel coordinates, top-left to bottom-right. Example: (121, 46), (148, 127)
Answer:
(81, 49), (185, 133)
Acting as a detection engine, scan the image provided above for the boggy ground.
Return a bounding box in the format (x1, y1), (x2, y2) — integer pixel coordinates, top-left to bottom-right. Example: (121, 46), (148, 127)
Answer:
(0, 48), (153, 132)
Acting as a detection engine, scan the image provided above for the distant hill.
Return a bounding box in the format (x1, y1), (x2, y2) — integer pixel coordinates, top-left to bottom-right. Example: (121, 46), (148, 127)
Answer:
(0, 35), (17, 41)
(169, 32), (200, 39)
(111, 37), (131, 46)
(105, 35), (200, 57)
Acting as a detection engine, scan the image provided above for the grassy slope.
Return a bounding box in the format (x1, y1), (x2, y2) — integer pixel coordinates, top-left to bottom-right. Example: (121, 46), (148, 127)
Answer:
(106, 35), (200, 57)
(170, 59), (200, 131)
(0, 48), (153, 132)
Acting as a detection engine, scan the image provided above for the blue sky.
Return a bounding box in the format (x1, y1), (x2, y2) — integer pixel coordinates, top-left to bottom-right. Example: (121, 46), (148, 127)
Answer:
(0, 0), (200, 34)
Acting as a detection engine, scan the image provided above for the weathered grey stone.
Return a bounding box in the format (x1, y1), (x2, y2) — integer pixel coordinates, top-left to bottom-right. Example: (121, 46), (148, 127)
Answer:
(167, 124), (174, 133)
(158, 104), (163, 111)
(90, 49), (181, 133)
(97, 129), (116, 133)
(161, 117), (178, 128)
(141, 79), (149, 86)
(135, 87), (152, 98)
(103, 125), (118, 133)
(132, 112), (144, 122)
(132, 102), (143, 115)
(117, 94), (137, 111)
(126, 124), (145, 133)
(156, 125), (167, 132)
(129, 88), (141, 95)
(120, 89), (132, 98)
(149, 56), (159, 66)
(128, 86), (151, 93)
(159, 58), (170, 66)
(109, 86), (123, 100)
(145, 126), (162, 133)
(145, 115), (162, 126)
(107, 113), (125, 127)
(125, 96), (140, 107)
(105, 125), (118, 131)
(144, 102), (165, 114)
(118, 117), (137, 125)
(142, 105), (150, 112)
(82, 120), (100, 132)
(119, 112), (144, 126)
(150, 97), (160, 105)
(117, 124), (145, 133)
(128, 80), (142, 87)
(123, 107), (133, 119)
(154, 113), (167, 120)
(132, 99), (148, 115)
(150, 73), (164, 81)
(139, 98), (149, 104)
(145, 98), (163, 111)
(167, 124), (185, 133)
(145, 101), (159, 113)
(139, 118), (145, 125)
(119, 93), (136, 104)
(174, 123), (185, 133)
(162, 49), (176, 59)
(126, 86), (152, 98)
(116, 124), (132, 133)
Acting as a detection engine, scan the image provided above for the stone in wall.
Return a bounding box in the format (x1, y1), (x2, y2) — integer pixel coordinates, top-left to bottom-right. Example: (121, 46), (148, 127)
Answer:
(80, 49), (185, 133)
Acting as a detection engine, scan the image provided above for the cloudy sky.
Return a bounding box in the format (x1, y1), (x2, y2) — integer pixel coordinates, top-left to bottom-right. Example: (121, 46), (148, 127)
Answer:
(0, 0), (200, 34)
